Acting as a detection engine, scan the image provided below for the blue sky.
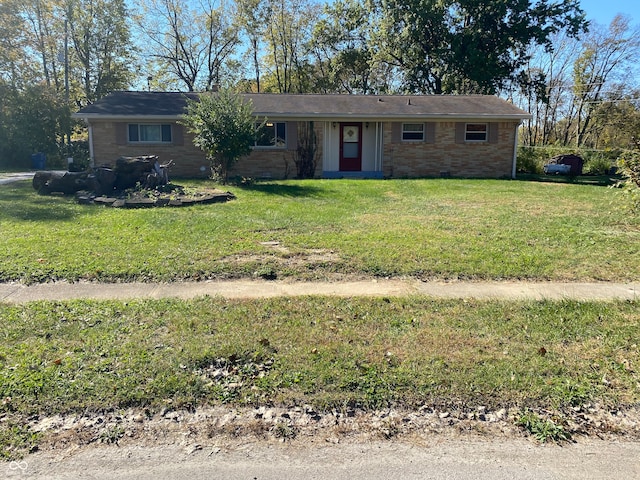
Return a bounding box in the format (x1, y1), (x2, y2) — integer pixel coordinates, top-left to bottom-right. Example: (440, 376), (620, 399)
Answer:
(579, 0), (637, 26)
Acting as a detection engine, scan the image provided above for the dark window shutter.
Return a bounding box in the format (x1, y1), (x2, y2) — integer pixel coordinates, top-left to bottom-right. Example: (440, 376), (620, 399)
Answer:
(391, 123), (401, 143)
(116, 123), (129, 144)
(425, 122), (435, 144)
(488, 123), (499, 144)
(455, 123), (465, 144)
(161, 124), (172, 142)
(286, 121), (298, 150)
(172, 123), (184, 145)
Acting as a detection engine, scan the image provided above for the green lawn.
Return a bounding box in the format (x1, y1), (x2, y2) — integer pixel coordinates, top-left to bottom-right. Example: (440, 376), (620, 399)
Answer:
(1, 178), (639, 457)
(1, 296), (638, 417)
(1, 178), (638, 283)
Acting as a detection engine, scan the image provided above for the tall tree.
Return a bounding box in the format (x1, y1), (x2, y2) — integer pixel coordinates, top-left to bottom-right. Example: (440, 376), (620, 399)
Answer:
(0, 0), (31, 88)
(310, 0), (380, 94)
(261, 0), (319, 93)
(66, 0), (134, 104)
(135, 0), (239, 92)
(23, 0), (65, 91)
(372, 0), (588, 94)
(517, 32), (579, 146)
(571, 15), (640, 147)
(236, 0), (266, 92)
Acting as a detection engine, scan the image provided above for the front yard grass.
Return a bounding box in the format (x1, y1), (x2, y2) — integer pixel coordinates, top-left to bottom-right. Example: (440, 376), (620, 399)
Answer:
(1, 178), (639, 457)
(1, 296), (638, 416)
(1, 178), (638, 283)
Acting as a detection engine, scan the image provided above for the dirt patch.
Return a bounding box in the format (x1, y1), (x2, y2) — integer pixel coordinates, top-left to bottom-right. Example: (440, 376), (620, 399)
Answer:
(25, 402), (640, 457)
(220, 245), (342, 275)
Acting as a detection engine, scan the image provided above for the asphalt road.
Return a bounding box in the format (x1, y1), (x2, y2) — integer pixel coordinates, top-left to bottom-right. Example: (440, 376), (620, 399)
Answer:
(8, 437), (640, 480)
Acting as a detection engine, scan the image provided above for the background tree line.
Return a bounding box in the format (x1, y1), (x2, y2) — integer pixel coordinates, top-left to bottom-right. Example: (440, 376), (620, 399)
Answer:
(1, 0), (639, 169)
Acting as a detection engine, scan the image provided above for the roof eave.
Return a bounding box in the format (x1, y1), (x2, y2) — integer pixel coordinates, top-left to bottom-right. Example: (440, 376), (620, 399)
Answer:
(254, 113), (531, 120)
(73, 114), (182, 121)
(75, 113), (531, 121)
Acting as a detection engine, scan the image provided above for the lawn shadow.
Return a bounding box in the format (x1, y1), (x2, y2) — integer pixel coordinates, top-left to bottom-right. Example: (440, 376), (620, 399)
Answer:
(515, 173), (620, 187)
(236, 182), (329, 197)
(0, 183), (94, 222)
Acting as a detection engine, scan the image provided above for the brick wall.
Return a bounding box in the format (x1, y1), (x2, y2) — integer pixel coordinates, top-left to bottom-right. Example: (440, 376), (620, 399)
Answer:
(91, 120), (325, 179)
(90, 121), (210, 177)
(228, 121), (325, 179)
(382, 121), (519, 178)
(90, 119), (518, 179)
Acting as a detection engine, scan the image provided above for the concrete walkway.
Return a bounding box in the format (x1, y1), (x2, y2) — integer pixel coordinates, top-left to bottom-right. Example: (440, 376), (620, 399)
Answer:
(1, 279), (638, 303)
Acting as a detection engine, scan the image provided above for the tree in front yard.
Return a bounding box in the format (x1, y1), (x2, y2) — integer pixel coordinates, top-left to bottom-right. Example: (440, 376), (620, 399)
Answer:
(181, 89), (257, 183)
(618, 147), (640, 213)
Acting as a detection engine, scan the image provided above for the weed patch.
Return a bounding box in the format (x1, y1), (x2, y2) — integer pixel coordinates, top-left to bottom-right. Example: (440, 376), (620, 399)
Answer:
(516, 409), (571, 443)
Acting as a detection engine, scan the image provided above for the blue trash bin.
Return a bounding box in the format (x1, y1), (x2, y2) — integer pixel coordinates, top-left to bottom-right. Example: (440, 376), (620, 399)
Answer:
(31, 152), (46, 170)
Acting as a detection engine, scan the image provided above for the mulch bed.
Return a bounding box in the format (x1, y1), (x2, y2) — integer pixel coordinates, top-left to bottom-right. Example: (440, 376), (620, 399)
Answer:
(75, 184), (236, 208)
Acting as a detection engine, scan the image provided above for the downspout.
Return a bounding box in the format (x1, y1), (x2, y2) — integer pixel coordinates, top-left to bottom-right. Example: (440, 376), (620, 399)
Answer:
(375, 121), (380, 173)
(511, 122), (520, 180)
(85, 119), (95, 168)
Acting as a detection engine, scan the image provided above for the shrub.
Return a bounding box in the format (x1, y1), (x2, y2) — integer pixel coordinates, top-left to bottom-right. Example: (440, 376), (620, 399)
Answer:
(516, 147), (543, 173)
(181, 89), (257, 184)
(616, 150), (640, 212)
(583, 154), (613, 175)
(48, 140), (91, 170)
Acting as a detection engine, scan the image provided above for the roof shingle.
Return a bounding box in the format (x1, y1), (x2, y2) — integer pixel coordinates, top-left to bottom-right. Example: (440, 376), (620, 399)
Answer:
(75, 91), (530, 120)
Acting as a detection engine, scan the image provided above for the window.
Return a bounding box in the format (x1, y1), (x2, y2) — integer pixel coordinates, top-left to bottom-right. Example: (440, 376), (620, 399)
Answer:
(465, 123), (487, 142)
(402, 123), (424, 141)
(128, 124), (172, 143)
(256, 122), (286, 147)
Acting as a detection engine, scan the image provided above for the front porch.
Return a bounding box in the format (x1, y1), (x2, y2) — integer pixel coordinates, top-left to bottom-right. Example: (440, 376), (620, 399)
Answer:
(320, 121), (384, 179)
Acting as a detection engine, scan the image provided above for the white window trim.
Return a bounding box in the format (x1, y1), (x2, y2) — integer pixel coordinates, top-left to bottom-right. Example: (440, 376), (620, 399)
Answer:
(128, 123), (172, 144)
(402, 123), (425, 142)
(465, 123), (488, 142)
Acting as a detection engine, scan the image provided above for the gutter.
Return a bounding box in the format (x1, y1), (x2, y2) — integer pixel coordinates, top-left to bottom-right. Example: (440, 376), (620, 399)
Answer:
(72, 114), (181, 121)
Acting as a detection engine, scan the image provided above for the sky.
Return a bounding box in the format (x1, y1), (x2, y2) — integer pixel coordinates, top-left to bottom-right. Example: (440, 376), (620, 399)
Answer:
(578, 0), (637, 26)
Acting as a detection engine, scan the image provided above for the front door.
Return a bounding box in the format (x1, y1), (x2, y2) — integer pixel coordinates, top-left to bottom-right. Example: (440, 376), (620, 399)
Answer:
(339, 123), (362, 171)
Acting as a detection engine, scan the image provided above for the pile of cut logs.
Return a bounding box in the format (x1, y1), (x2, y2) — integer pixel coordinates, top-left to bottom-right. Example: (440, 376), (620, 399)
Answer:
(32, 156), (171, 195)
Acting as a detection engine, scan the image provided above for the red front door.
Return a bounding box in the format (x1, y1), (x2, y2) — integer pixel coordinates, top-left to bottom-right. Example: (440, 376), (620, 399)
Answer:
(339, 123), (362, 171)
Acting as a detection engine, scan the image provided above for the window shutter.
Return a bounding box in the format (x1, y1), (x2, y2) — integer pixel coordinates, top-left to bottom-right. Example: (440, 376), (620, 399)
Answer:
(161, 124), (172, 142)
(425, 123), (435, 144)
(391, 123), (401, 143)
(455, 123), (465, 144)
(286, 121), (298, 150)
(115, 123), (128, 145)
(173, 123), (184, 145)
(488, 123), (499, 144)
